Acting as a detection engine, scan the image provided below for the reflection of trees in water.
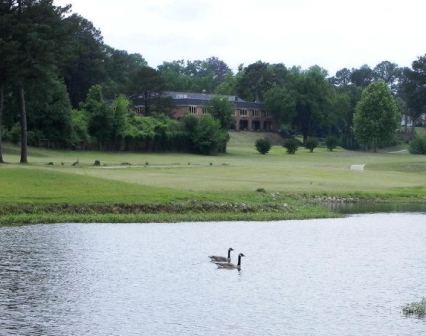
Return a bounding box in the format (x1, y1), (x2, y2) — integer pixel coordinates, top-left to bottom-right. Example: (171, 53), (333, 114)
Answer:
(331, 202), (426, 214)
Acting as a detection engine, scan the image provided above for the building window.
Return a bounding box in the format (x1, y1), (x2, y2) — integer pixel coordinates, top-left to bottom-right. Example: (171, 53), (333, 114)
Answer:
(188, 106), (197, 114)
(252, 110), (260, 117)
(239, 109), (248, 117)
(202, 107), (208, 114)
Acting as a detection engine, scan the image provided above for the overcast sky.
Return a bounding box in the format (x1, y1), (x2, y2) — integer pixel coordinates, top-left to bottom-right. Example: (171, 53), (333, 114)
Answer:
(54, 0), (425, 75)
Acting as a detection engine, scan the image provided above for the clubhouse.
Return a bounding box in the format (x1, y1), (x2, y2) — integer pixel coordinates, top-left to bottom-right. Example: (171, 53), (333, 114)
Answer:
(134, 91), (275, 131)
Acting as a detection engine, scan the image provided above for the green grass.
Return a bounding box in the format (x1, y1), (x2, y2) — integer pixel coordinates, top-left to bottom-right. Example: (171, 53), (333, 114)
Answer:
(1, 131), (425, 224)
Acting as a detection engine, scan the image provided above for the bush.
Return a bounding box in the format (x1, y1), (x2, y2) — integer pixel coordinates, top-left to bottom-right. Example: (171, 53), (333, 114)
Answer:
(283, 138), (299, 154)
(409, 134), (426, 154)
(402, 298), (426, 318)
(325, 136), (338, 151)
(7, 123), (21, 144)
(191, 115), (228, 155)
(255, 138), (272, 155)
(305, 137), (319, 152)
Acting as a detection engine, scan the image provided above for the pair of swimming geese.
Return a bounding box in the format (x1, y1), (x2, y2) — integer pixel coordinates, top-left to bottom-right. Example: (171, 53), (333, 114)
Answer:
(209, 248), (245, 270)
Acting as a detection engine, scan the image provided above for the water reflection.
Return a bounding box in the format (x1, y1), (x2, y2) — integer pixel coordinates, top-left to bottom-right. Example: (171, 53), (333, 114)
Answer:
(1, 214), (426, 336)
(330, 201), (426, 214)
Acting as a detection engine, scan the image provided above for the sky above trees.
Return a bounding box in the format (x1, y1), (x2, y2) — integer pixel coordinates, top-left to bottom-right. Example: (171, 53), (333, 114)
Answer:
(54, 0), (426, 74)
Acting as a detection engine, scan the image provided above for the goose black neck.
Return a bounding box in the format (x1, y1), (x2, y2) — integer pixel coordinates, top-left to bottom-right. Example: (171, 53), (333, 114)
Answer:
(227, 249), (232, 258)
(237, 255), (242, 266)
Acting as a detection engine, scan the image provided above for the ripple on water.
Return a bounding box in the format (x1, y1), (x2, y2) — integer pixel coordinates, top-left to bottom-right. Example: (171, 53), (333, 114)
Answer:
(1, 214), (426, 336)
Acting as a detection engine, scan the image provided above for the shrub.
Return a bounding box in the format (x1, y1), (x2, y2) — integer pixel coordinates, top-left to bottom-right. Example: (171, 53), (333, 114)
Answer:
(283, 138), (299, 154)
(7, 123), (21, 144)
(255, 138), (272, 155)
(325, 136), (338, 151)
(94, 160), (101, 166)
(305, 137), (319, 153)
(191, 115), (229, 155)
(409, 134), (426, 154)
(402, 298), (426, 318)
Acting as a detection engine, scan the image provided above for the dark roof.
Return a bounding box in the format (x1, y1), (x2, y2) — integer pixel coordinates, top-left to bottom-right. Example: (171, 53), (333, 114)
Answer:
(133, 91), (264, 109)
(165, 91), (263, 109)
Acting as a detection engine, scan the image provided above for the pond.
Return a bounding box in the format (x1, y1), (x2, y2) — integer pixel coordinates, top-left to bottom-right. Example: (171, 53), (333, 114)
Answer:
(1, 213), (426, 335)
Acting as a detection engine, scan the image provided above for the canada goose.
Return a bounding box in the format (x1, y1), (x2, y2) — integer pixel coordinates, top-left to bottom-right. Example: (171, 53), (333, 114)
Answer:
(216, 253), (245, 270)
(209, 248), (234, 262)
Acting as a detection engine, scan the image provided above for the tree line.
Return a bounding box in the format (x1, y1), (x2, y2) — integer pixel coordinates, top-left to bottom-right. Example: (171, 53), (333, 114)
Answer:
(1, 0), (425, 162)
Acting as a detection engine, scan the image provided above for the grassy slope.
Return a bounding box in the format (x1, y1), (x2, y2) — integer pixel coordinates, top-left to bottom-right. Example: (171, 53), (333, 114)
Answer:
(1, 131), (425, 224)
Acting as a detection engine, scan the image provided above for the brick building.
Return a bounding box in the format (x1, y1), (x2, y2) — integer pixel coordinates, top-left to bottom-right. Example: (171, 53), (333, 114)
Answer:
(134, 91), (275, 131)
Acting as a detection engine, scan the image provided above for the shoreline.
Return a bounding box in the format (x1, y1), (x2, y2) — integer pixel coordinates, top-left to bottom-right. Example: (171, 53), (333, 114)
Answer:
(1, 197), (424, 226)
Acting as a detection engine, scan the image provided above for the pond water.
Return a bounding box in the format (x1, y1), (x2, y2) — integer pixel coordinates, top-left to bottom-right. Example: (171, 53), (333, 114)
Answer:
(1, 213), (426, 336)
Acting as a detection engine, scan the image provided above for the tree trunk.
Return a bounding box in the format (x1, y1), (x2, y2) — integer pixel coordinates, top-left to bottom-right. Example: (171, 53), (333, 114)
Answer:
(19, 85), (28, 164)
(0, 84), (4, 163)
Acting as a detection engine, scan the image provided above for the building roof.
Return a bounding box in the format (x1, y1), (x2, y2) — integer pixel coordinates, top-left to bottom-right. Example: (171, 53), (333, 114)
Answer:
(164, 91), (264, 109)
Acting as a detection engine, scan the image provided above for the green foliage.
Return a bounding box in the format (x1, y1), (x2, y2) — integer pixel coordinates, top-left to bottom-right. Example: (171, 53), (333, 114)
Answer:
(264, 86), (296, 124)
(409, 134), (426, 154)
(26, 75), (73, 147)
(400, 54), (426, 127)
(82, 85), (113, 148)
(305, 137), (319, 152)
(236, 61), (274, 101)
(6, 124), (21, 145)
(111, 95), (130, 146)
(128, 66), (165, 115)
(70, 109), (90, 146)
(158, 57), (232, 93)
(402, 298), (426, 318)
(293, 67), (334, 143)
(354, 82), (400, 151)
(207, 96), (234, 129)
(255, 138), (272, 154)
(325, 136), (338, 151)
(283, 138), (299, 154)
(191, 115), (229, 155)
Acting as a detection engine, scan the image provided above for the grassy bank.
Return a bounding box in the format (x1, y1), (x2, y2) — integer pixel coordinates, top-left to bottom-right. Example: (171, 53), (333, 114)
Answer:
(1, 131), (425, 225)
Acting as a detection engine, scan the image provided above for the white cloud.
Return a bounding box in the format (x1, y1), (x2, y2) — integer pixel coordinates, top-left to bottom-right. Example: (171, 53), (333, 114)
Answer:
(55, 0), (426, 74)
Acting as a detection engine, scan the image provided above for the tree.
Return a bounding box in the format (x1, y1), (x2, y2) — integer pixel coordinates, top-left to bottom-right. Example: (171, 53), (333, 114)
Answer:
(111, 95), (130, 149)
(409, 134), (426, 155)
(354, 81), (400, 151)
(330, 68), (352, 86)
(325, 136), (338, 151)
(373, 61), (401, 92)
(61, 14), (107, 107)
(350, 65), (375, 88)
(207, 96), (234, 129)
(293, 66), (334, 143)
(9, 0), (71, 163)
(191, 114), (228, 155)
(264, 86), (296, 125)
(102, 47), (148, 99)
(27, 74), (73, 147)
(129, 66), (165, 115)
(236, 61), (274, 101)
(255, 138), (271, 154)
(399, 55), (426, 132)
(283, 138), (298, 154)
(0, 1), (19, 163)
(82, 85), (113, 149)
(158, 57), (232, 93)
(305, 137), (319, 152)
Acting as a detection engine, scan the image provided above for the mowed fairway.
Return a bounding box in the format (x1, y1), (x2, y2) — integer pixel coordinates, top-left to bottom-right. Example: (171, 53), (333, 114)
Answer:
(1, 131), (426, 201)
